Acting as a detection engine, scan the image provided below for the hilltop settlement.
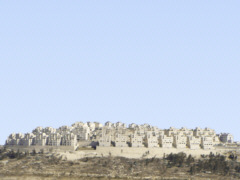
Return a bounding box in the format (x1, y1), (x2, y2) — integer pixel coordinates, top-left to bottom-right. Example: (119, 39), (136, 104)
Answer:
(5, 121), (237, 156)
(2, 121), (240, 179)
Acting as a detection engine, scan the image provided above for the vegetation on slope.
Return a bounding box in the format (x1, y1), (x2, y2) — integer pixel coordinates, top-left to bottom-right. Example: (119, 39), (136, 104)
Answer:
(0, 147), (240, 179)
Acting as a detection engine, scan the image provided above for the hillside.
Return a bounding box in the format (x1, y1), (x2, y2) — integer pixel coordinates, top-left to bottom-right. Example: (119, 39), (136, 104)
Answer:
(1, 147), (240, 180)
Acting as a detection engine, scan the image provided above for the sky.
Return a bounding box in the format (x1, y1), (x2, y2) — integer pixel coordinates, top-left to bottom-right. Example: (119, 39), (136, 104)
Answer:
(0, 1), (240, 145)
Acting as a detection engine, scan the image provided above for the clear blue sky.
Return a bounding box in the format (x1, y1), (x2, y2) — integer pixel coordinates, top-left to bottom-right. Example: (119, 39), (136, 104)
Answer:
(1, 1), (240, 145)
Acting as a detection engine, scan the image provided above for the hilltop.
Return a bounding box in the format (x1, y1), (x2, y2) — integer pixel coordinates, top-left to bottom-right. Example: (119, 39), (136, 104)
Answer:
(4, 121), (236, 152)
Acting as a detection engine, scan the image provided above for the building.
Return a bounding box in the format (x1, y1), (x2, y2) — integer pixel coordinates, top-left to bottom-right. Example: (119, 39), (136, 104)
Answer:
(5, 121), (235, 151)
(219, 133), (234, 143)
(47, 133), (61, 146)
(187, 136), (201, 150)
(173, 135), (187, 149)
(115, 134), (128, 147)
(159, 135), (173, 148)
(201, 136), (213, 149)
(130, 134), (144, 147)
(99, 134), (111, 147)
(166, 127), (179, 137)
(61, 133), (77, 147)
(144, 134), (159, 148)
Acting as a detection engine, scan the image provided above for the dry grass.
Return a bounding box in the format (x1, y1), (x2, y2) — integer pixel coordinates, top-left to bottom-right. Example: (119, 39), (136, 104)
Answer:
(0, 151), (240, 180)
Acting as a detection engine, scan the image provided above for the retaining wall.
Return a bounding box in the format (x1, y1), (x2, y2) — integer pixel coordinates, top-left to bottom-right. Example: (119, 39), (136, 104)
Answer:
(96, 146), (225, 158)
(4, 145), (76, 152)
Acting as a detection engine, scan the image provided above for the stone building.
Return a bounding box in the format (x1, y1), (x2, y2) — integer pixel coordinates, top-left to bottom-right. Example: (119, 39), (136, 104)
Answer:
(94, 122), (103, 129)
(130, 134), (144, 147)
(173, 135), (187, 149)
(99, 134), (111, 147)
(129, 123), (137, 129)
(193, 127), (215, 137)
(32, 127), (43, 134)
(115, 134), (128, 147)
(166, 127), (179, 137)
(213, 136), (220, 145)
(43, 127), (56, 135)
(87, 122), (96, 131)
(105, 121), (113, 128)
(47, 133), (61, 146)
(187, 136), (201, 150)
(144, 134), (159, 148)
(219, 133), (234, 143)
(201, 136), (213, 149)
(61, 133), (77, 147)
(6, 133), (24, 146)
(19, 133), (35, 146)
(5, 121), (235, 151)
(71, 126), (89, 141)
(159, 135), (173, 148)
(178, 127), (193, 136)
(34, 133), (47, 146)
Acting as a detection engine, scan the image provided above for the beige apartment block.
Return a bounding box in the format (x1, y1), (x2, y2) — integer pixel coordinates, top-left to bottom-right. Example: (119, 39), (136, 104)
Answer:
(159, 135), (173, 148)
(173, 135), (187, 149)
(87, 122), (96, 131)
(61, 134), (78, 149)
(94, 122), (103, 129)
(99, 134), (111, 147)
(130, 134), (144, 147)
(43, 127), (56, 135)
(144, 134), (159, 148)
(213, 136), (220, 145)
(72, 121), (85, 128)
(32, 127), (43, 134)
(187, 136), (201, 150)
(115, 134), (128, 147)
(166, 127), (179, 137)
(193, 127), (216, 137)
(204, 128), (216, 136)
(178, 127), (193, 136)
(155, 129), (165, 137)
(5, 133), (22, 146)
(115, 122), (127, 128)
(201, 136), (213, 149)
(47, 133), (61, 146)
(34, 133), (47, 146)
(193, 127), (204, 137)
(71, 126), (89, 141)
(5, 121), (235, 152)
(105, 121), (113, 128)
(129, 123), (137, 129)
(57, 126), (73, 134)
(19, 133), (35, 146)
